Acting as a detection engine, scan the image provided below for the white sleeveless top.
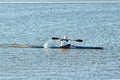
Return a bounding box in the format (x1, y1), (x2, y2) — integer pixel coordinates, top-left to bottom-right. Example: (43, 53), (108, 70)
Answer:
(60, 40), (68, 46)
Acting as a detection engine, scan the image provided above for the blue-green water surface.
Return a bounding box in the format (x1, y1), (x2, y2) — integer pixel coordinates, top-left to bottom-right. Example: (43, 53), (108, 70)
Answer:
(0, 4), (120, 80)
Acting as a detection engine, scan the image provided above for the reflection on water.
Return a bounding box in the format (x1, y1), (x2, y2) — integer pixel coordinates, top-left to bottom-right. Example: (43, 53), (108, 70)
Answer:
(0, 44), (44, 48)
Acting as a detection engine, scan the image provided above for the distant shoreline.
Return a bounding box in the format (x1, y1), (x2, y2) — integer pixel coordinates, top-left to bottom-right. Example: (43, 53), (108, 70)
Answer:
(0, 1), (120, 4)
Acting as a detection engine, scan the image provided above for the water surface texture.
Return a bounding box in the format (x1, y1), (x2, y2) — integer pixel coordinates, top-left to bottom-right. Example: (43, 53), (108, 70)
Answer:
(0, 0), (120, 2)
(0, 4), (120, 80)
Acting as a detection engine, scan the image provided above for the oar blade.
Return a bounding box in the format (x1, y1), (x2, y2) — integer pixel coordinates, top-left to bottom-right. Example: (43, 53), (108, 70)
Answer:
(75, 39), (83, 42)
(52, 37), (60, 40)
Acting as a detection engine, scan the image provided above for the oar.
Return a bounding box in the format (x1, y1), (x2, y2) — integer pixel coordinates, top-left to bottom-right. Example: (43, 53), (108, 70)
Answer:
(52, 37), (83, 42)
(70, 39), (83, 42)
(52, 37), (60, 40)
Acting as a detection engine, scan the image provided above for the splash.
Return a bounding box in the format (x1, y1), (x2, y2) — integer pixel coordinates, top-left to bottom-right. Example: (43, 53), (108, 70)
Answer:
(43, 40), (60, 48)
(44, 43), (49, 48)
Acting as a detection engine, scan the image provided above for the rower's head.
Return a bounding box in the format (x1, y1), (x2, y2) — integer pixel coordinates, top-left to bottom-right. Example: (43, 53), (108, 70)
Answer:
(63, 36), (67, 39)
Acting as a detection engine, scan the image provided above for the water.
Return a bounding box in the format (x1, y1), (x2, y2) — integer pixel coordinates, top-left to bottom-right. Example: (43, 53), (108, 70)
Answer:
(0, 0), (120, 2)
(0, 0), (119, 2)
(0, 3), (120, 80)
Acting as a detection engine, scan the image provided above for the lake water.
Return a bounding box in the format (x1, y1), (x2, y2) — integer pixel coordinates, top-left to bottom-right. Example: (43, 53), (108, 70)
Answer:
(0, 3), (120, 80)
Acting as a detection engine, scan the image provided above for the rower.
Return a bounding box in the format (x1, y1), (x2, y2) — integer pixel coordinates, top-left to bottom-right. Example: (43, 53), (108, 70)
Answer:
(60, 36), (71, 48)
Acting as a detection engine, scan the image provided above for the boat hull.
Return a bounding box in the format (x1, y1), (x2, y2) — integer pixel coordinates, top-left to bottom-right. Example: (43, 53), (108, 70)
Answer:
(49, 46), (103, 49)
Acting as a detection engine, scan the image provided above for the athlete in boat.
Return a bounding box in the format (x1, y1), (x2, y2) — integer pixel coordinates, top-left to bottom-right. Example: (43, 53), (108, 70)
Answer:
(60, 36), (71, 48)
